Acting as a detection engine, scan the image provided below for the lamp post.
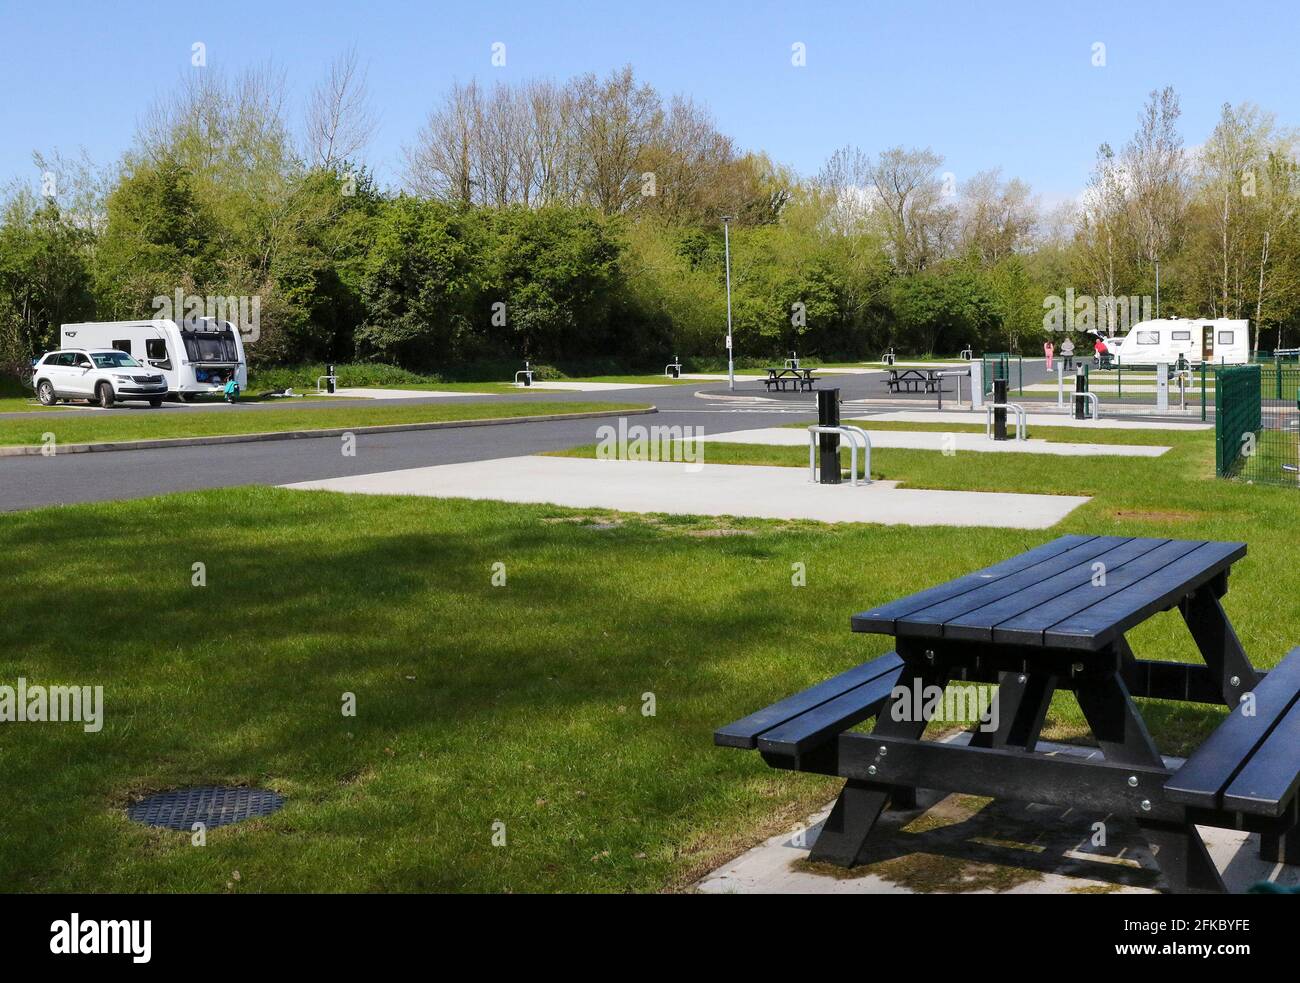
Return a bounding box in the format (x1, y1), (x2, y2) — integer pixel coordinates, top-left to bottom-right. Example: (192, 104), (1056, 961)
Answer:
(722, 215), (735, 391)
(1154, 258), (1161, 318)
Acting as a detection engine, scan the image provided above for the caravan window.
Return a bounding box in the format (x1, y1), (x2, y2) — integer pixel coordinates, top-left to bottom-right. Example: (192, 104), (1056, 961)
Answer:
(1218, 331), (1235, 345)
(1136, 330), (1160, 345)
(181, 328), (239, 363)
(112, 339), (132, 354)
(146, 339), (168, 360)
(1172, 330), (1192, 341)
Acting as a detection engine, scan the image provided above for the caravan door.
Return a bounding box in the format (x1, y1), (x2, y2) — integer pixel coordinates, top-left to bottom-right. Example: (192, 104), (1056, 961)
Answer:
(1202, 325), (1214, 362)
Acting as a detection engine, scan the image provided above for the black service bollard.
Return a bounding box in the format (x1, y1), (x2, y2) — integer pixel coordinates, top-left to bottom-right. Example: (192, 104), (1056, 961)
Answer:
(327, 363), (336, 394)
(817, 388), (841, 484)
(992, 377), (1007, 440)
(1074, 365), (1088, 418)
(670, 356), (680, 379)
(523, 360), (532, 387)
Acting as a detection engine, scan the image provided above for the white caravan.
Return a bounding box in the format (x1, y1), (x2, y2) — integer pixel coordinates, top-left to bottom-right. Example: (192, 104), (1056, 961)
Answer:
(60, 318), (248, 400)
(1106, 318), (1250, 367)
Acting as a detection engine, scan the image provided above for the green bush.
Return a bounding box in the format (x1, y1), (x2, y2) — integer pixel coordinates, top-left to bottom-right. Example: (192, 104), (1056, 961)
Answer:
(247, 362), (433, 392)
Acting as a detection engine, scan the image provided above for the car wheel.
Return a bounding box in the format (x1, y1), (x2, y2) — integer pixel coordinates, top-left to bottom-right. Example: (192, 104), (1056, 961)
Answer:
(36, 380), (57, 406)
(148, 398), (163, 408)
(96, 382), (115, 408)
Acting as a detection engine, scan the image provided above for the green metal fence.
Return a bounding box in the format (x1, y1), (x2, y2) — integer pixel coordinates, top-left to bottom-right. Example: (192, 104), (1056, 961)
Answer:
(1215, 363), (1300, 485)
(981, 352), (1023, 396)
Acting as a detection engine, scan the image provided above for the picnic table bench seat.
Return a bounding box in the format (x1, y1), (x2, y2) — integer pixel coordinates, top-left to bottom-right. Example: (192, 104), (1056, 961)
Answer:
(715, 652), (902, 762)
(1165, 645), (1300, 863)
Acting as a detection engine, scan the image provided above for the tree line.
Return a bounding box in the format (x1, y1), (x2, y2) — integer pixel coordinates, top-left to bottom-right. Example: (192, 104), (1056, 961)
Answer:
(2, 59), (1299, 382)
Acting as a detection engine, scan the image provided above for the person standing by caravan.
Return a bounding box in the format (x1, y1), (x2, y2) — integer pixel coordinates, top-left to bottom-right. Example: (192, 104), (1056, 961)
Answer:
(1060, 336), (1075, 370)
(1043, 339), (1054, 371)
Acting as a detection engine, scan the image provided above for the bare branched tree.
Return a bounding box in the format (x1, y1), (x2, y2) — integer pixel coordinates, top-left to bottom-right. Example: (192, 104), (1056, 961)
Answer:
(403, 80), (483, 203)
(305, 46), (378, 169)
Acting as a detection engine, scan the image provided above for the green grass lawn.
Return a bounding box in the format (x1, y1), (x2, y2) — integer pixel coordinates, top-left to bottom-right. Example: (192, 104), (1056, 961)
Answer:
(0, 396), (68, 414)
(0, 400), (647, 449)
(3, 423), (1299, 892)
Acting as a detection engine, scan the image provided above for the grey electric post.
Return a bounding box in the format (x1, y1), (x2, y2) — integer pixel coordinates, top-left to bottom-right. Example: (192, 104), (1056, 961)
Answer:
(1155, 258), (1161, 318)
(722, 215), (735, 391)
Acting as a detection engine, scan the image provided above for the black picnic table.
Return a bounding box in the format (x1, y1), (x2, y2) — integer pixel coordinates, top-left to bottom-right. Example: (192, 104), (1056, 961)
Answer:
(716, 535), (1300, 893)
(886, 367), (941, 393)
(764, 367), (817, 392)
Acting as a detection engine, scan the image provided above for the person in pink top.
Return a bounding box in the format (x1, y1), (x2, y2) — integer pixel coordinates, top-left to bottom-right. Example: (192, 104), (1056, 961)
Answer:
(1044, 339), (1054, 371)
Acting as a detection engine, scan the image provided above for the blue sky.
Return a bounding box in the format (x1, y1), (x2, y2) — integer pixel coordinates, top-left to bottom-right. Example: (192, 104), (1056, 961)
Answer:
(2, 0), (1297, 203)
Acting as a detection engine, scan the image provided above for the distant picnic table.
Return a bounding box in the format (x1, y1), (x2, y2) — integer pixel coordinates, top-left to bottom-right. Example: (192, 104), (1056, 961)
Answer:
(886, 367), (942, 393)
(716, 535), (1300, 893)
(764, 367), (817, 392)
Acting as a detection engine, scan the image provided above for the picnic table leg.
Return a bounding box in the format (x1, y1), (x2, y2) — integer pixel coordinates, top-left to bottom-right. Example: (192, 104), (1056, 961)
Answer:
(808, 666), (946, 867)
(1075, 670), (1227, 894)
(1259, 827), (1300, 865)
(1179, 585), (1261, 703)
(969, 672), (1056, 751)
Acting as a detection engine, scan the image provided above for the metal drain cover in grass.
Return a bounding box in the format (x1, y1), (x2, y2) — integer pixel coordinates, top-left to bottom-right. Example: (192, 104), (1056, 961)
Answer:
(127, 787), (284, 831)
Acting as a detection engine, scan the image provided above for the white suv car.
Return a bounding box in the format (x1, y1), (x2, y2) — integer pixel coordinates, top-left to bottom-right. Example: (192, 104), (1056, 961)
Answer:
(32, 349), (168, 408)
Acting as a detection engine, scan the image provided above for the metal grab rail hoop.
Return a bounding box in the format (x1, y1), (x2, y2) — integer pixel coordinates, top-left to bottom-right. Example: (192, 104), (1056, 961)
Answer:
(664, 357), (683, 379)
(934, 368), (970, 409)
(1075, 391), (1101, 420)
(984, 401), (1028, 441)
(315, 374), (337, 394)
(514, 361), (534, 387)
(807, 425), (872, 486)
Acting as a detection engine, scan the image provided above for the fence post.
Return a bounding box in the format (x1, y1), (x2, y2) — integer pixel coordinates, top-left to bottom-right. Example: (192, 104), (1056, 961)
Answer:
(817, 388), (841, 484)
(970, 361), (984, 410)
(1201, 362), (1207, 421)
(993, 378), (1008, 440)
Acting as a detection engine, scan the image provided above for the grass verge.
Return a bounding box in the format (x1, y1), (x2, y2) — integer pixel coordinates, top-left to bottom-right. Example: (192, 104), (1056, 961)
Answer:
(0, 401), (650, 449)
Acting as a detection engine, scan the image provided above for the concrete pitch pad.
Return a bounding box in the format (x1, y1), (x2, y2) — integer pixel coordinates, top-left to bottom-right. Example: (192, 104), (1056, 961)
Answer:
(862, 410), (1212, 431)
(280, 456), (1089, 529)
(692, 427), (1170, 457)
(332, 387), (496, 399)
(677, 373), (766, 382)
(521, 381), (668, 391)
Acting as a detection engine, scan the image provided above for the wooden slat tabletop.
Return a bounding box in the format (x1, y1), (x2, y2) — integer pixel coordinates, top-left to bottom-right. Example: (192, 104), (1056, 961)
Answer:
(852, 535), (1247, 651)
